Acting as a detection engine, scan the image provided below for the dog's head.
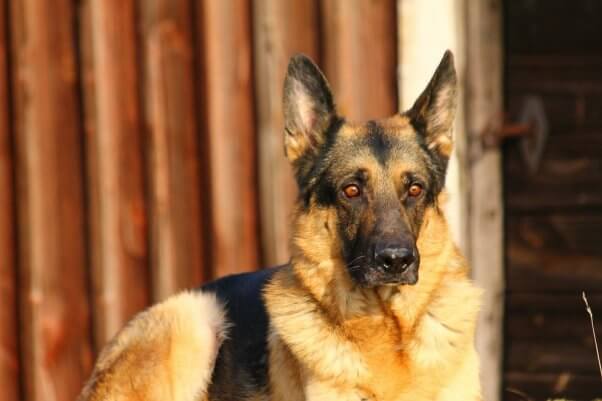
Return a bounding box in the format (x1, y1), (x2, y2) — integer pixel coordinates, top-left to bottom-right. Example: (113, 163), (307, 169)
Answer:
(283, 51), (457, 288)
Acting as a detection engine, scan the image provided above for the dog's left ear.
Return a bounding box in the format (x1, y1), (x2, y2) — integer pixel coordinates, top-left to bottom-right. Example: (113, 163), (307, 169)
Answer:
(283, 54), (337, 163)
(406, 50), (457, 159)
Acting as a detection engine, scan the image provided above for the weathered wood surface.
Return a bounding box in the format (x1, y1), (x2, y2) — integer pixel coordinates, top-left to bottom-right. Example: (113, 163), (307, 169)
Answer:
(11, 2), (602, 399)
(507, 342), (600, 374)
(465, 2), (505, 401)
(505, 0), (602, 54)
(507, 313), (602, 342)
(85, 0), (150, 349)
(504, 1), (602, 399)
(506, 214), (602, 291)
(0, 0), (21, 399)
(505, 372), (602, 401)
(507, 55), (602, 95)
(507, 292), (602, 342)
(507, 294), (602, 375)
(252, 0), (318, 266)
(197, 0), (260, 277)
(397, 0), (469, 253)
(10, 1), (93, 400)
(505, 96), (602, 132)
(505, 134), (602, 212)
(322, 0), (397, 121)
(139, 0), (205, 301)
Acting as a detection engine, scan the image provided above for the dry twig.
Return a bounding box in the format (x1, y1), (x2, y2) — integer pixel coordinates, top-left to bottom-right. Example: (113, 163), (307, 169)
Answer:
(582, 291), (602, 381)
(506, 387), (535, 401)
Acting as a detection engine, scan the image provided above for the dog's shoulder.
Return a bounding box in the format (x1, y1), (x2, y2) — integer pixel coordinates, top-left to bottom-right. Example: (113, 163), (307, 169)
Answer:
(202, 265), (281, 300)
(202, 266), (283, 399)
(202, 265), (283, 345)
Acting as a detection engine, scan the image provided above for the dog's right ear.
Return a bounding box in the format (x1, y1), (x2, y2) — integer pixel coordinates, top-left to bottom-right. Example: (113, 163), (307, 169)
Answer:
(405, 50), (457, 160)
(283, 54), (337, 163)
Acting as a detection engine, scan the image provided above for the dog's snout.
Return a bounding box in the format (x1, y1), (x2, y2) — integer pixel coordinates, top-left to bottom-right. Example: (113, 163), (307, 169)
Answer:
(375, 246), (416, 270)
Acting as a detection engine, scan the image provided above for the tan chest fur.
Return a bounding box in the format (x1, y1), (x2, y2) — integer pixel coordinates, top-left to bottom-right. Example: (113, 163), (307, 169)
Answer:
(342, 314), (412, 401)
(265, 263), (481, 401)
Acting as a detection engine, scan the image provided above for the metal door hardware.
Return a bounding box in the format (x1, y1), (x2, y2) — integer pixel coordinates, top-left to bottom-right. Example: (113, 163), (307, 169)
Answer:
(481, 95), (549, 173)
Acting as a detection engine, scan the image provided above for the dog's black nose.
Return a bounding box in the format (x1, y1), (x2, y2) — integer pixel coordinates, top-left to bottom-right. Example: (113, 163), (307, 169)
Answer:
(375, 247), (416, 271)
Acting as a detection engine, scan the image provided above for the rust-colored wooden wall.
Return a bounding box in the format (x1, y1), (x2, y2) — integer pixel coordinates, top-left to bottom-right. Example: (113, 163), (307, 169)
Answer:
(0, 1), (398, 400)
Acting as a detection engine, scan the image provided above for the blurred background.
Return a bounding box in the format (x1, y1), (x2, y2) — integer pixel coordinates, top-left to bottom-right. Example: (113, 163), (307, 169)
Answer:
(0, 1), (601, 400)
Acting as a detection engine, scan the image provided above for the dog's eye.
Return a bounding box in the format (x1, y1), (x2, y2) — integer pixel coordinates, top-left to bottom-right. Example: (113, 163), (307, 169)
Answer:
(342, 184), (361, 199)
(408, 183), (423, 197)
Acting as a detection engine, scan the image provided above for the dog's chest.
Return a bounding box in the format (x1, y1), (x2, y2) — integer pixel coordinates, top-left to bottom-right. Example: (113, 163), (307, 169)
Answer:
(296, 306), (466, 401)
(340, 313), (458, 401)
(265, 270), (481, 401)
(342, 316), (410, 398)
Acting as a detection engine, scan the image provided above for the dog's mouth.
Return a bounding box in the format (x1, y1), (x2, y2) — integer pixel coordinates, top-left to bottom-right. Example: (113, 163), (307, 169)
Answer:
(348, 261), (420, 288)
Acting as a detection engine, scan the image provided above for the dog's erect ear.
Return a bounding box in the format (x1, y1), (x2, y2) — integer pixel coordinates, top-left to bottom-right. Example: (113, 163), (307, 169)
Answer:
(406, 50), (457, 159)
(283, 54), (336, 163)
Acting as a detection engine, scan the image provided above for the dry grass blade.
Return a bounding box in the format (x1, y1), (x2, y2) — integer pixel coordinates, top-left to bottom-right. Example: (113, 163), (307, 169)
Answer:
(506, 387), (535, 401)
(582, 291), (602, 381)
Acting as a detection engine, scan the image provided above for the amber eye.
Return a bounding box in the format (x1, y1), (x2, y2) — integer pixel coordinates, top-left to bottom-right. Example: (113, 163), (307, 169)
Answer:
(408, 183), (423, 197)
(342, 184), (361, 199)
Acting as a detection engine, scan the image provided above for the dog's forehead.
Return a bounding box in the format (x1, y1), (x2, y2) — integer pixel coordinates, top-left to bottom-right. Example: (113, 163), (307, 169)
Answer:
(331, 114), (425, 172)
(338, 114), (415, 139)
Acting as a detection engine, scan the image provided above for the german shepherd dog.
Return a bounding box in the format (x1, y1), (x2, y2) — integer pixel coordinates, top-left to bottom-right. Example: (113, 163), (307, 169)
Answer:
(78, 51), (481, 401)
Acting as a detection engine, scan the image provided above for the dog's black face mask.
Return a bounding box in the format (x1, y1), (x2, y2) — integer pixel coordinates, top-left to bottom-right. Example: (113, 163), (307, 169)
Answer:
(282, 51), (457, 287)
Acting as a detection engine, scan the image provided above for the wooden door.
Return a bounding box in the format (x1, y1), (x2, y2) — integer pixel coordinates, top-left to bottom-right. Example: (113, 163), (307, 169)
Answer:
(503, 1), (602, 400)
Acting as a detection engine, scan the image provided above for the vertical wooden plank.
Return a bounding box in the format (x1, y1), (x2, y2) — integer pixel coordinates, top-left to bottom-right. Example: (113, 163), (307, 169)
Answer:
(253, 0), (318, 265)
(321, 0), (397, 120)
(77, 0), (99, 349)
(397, 0), (469, 253)
(84, 0), (149, 349)
(0, 0), (21, 400)
(9, 1), (93, 400)
(198, 0), (259, 277)
(466, 1), (504, 400)
(139, 0), (205, 300)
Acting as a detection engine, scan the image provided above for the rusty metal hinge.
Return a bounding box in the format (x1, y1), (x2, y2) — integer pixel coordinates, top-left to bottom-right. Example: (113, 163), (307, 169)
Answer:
(481, 95), (549, 173)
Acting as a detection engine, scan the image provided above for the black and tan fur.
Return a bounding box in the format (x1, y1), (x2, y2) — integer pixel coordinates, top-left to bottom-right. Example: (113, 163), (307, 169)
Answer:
(78, 51), (482, 401)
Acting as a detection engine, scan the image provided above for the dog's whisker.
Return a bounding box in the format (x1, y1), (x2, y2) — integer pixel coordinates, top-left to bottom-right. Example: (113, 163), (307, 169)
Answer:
(347, 255), (366, 267)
